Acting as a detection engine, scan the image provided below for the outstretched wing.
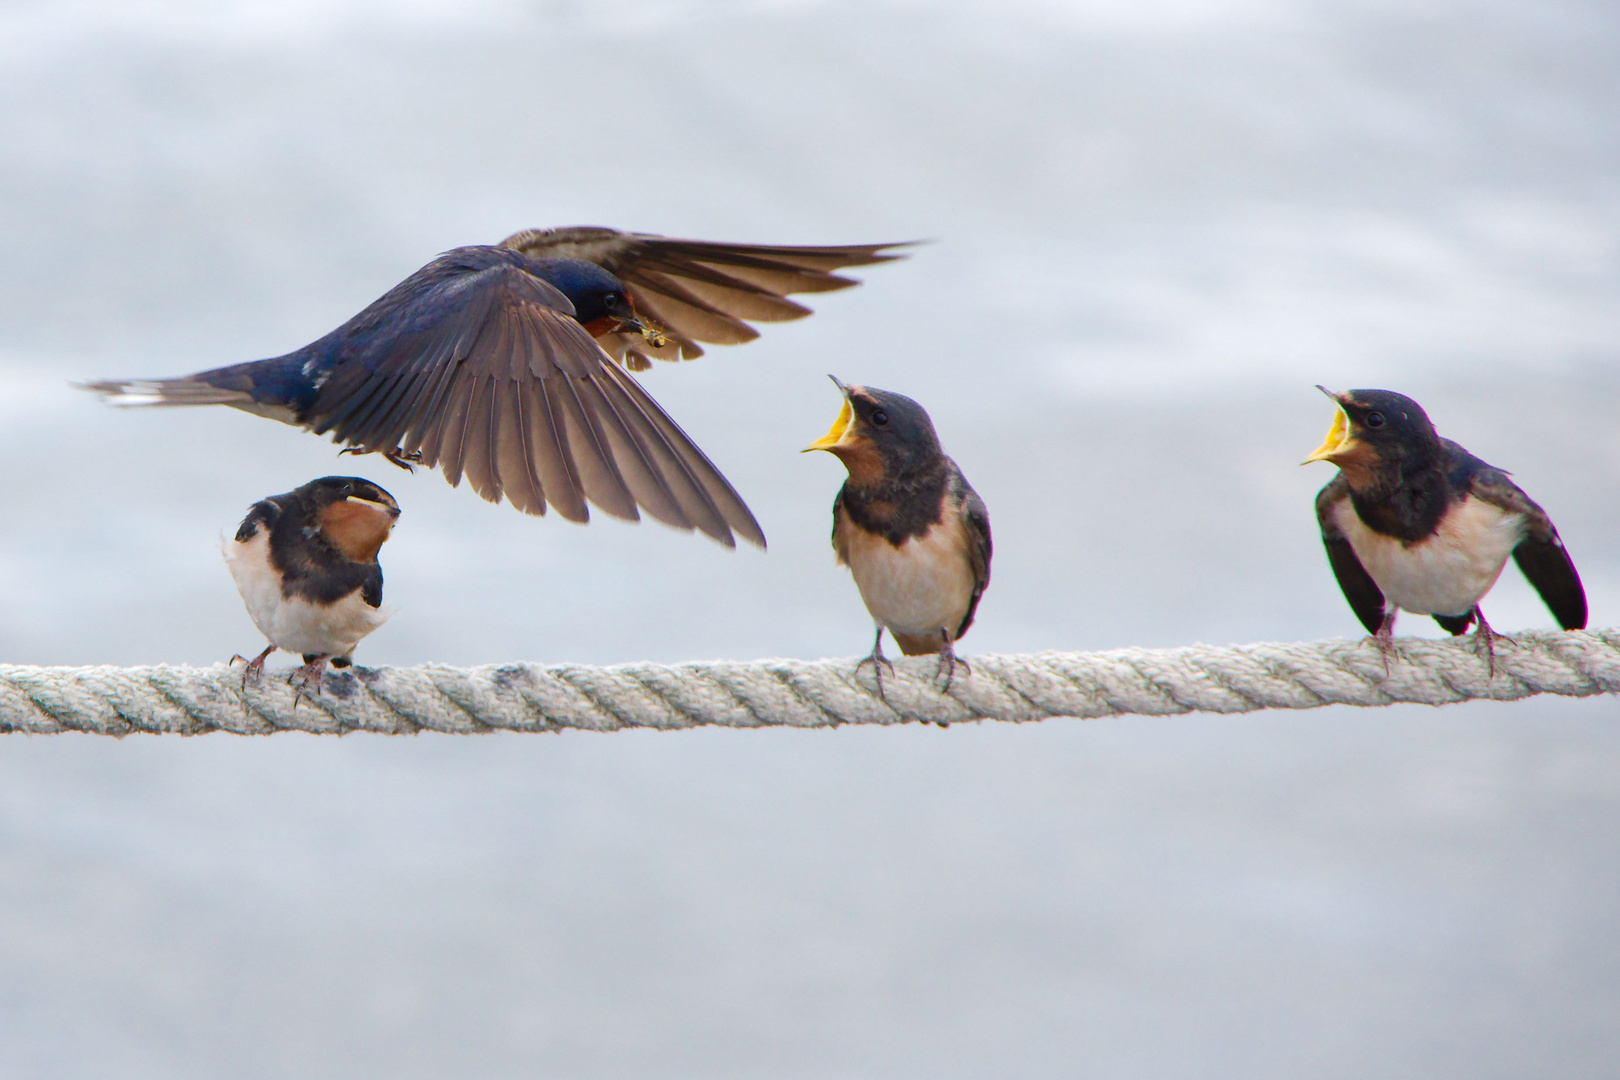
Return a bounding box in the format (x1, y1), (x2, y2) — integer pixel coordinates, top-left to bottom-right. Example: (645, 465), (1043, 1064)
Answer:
(1468, 469), (1586, 630)
(1316, 475), (1387, 634)
(499, 226), (911, 370)
(306, 253), (764, 548)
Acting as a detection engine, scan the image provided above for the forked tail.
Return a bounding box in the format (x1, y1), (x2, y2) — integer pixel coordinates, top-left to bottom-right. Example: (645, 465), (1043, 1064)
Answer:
(79, 374), (257, 408)
(79, 356), (307, 422)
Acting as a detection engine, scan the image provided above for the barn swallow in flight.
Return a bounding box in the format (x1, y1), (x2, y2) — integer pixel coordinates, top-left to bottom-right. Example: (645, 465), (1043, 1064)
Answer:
(805, 379), (991, 696)
(86, 227), (908, 549)
(225, 475), (399, 698)
(1305, 387), (1586, 672)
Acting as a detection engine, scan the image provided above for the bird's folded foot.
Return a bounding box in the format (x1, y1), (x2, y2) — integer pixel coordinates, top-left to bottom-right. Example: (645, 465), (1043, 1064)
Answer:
(229, 644), (276, 690)
(1470, 610), (1514, 678)
(339, 445), (422, 472)
(290, 655), (330, 709)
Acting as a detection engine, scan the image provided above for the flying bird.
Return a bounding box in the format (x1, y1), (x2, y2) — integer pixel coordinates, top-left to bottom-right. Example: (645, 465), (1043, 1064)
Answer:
(1304, 387), (1586, 671)
(86, 227), (908, 548)
(226, 475), (401, 697)
(805, 378), (991, 696)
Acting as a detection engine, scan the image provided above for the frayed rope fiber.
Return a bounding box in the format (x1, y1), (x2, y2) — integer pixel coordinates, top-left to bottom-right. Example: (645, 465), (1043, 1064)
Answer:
(2, 630), (1617, 736)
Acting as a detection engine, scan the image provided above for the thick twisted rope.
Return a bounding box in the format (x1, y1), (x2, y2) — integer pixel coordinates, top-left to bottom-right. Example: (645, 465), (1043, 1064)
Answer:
(2, 630), (1616, 735)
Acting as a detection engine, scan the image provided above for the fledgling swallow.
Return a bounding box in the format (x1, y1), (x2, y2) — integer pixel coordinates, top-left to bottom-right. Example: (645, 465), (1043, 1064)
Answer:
(225, 475), (401, 697)
(85, 227), (910, 549)
(1304, 387), (1586, 672)
(805, 378), (991, 695)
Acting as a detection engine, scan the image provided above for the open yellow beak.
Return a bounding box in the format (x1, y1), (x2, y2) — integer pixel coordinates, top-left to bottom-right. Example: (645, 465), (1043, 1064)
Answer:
(1302, 405), (1353, 465)
(804, 398), (854, 453)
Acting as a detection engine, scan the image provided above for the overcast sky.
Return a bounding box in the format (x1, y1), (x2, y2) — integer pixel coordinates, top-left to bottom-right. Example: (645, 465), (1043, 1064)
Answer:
(1, 1), (1617, 1077)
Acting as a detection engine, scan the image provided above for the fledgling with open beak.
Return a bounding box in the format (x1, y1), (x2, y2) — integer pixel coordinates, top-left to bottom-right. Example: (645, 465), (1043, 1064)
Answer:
(224, 475), (401, 698)
(805, 378), (992, 694)
(1304, 387), (1586, 672)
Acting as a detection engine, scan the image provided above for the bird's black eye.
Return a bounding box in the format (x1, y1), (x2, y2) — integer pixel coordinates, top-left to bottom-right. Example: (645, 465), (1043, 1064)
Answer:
(1365, 411), (1385, 429)
(871, 409), (889, 426)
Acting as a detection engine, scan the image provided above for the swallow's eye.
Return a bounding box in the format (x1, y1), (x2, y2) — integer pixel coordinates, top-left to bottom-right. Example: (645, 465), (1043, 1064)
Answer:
(1365, 411), (1385, 429)
(871, 409), (889, 426)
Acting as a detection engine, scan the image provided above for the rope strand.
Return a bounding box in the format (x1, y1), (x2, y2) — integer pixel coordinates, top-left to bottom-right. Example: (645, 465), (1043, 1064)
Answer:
(2, 629), (1617, 736)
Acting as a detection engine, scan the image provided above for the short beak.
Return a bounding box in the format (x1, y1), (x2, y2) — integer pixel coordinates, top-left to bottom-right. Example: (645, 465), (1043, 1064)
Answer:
(1302, 386), (1354, 465)
(347, 495), (401, 519)
(803, 376), (854, 453)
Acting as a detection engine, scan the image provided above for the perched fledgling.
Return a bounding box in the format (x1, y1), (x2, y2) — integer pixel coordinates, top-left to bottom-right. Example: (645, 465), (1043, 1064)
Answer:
(225, 476), (400, 696)
(805, 378), (991, 694)
(1304, 387), (1585, 671)
(85, 227), (910, 549)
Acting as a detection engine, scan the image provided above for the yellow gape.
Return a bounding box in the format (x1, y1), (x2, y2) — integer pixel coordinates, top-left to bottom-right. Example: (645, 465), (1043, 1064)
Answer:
(804, 398), (854, 453)
(1302, 399), (1355, 465)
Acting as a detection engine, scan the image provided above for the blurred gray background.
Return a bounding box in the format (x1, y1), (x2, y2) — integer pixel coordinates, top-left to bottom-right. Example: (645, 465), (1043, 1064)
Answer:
(2, 0), (1618, 1076)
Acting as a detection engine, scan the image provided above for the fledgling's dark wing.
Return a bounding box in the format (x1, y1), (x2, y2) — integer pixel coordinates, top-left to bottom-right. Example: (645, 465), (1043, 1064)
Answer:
(1467, 468), (1587, 630)
(829, 488), (851, 563)
(360, 565), (384, 609)
(1316, 474), (1387, 634)
(233, 498), (282, 543)
(954, 471), (992, 641)
(499, 226), (910, 370)
(308, 256), (764, 548)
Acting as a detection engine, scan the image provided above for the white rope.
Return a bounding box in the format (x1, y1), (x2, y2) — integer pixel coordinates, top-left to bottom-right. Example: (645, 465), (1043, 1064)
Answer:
(2, 629), (1616, 735)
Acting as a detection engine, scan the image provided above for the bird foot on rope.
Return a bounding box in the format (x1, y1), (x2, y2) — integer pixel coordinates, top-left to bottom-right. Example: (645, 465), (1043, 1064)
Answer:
(854, 631), (896, 703)
(290, 656), (331, 709)
(934, 633), (970, 697)
(229, 645), (276, 690)
(1369, 613), (1399, 677)
(1470, 611), (1515, 679)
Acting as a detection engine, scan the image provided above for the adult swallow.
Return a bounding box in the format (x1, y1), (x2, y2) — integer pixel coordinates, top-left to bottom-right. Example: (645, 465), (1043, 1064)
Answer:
(225, 475), (400, 696)
(805, 379), (991, 694)
(86, 227), (908, 549)
(1304, 387), (1586, 670)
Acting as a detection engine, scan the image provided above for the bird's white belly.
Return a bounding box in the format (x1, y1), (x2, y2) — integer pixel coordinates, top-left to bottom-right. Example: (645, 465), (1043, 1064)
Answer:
(1334, 496), (1525, 616)
(223, 533), (391, 658)
(844, 523), (973, 639)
